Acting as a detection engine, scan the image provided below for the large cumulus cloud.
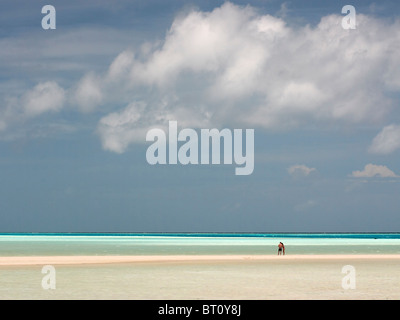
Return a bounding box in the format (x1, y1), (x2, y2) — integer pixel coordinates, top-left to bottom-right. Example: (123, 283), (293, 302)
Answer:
(90, 3), (400, 153)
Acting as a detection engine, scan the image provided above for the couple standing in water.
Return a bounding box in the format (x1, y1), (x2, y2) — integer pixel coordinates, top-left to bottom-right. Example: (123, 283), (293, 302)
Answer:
(278, 242), (285, 255)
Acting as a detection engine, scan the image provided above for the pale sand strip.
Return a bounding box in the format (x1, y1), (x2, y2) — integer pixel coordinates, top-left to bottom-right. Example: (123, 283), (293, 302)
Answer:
(1, 254), (400, 266)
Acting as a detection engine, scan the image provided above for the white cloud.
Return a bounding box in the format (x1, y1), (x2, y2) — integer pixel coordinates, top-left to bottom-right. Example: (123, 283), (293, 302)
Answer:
(369, 124), (400, 154)
(88, 2), (400, 153)
(0, 80), (67, 137)
(106, 50), (135, 82)
(22, 81), (65, 117)
(73, 73), (103, 113)
(97, 102), (150, 153)
(96, 98), (213, 153)
(0, 81), (66, 138)
(351, 164), (398, 178)
(288, 164), (316, 177)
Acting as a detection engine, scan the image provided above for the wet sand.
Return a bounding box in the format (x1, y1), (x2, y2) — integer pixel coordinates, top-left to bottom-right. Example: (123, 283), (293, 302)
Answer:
(0, 254), (400, 265)
(0, 255), (399, 299)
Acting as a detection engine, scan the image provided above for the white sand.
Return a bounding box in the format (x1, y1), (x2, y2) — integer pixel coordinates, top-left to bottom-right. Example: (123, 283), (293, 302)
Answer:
(1, 254), (400, 299)
(1, 254), (400, 266)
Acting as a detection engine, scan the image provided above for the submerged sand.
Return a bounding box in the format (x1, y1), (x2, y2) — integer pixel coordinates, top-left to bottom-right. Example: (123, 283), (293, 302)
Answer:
(0, 254), (400, 266)
(1, 255), (399, 299)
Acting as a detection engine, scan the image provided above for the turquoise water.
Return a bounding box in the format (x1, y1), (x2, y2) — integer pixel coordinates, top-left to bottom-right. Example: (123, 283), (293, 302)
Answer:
(1, 233), (400, 256)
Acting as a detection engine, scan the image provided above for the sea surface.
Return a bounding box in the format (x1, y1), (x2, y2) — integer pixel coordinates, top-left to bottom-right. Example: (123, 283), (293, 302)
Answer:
(0, 232), (400, 256)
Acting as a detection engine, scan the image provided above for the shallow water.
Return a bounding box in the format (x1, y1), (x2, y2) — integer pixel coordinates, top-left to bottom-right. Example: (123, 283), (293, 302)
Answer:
(1, 233), (400, 256)
(1, 259), (399, 299)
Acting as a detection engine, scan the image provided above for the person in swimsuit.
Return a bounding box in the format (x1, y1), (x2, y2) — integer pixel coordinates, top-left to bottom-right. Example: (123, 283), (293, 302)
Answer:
(278, 242), (285, 255)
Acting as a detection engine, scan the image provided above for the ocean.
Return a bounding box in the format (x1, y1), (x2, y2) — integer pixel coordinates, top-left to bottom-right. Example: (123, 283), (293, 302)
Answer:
(0, 232), (400, 256)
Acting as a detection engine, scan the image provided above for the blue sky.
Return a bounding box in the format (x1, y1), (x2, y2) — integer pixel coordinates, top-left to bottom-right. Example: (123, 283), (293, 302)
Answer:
(0, 0), (400, 232)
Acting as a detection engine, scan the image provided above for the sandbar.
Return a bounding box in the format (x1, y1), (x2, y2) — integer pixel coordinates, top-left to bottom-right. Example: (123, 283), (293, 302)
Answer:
(0, 254), (399, 266)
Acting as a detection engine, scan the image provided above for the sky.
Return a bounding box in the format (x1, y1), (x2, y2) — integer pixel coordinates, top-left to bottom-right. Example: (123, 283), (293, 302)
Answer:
(0, 0), (400, 232)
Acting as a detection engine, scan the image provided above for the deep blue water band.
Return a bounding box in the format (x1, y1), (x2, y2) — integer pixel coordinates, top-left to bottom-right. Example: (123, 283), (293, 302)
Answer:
(1, 232), (400, 239)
